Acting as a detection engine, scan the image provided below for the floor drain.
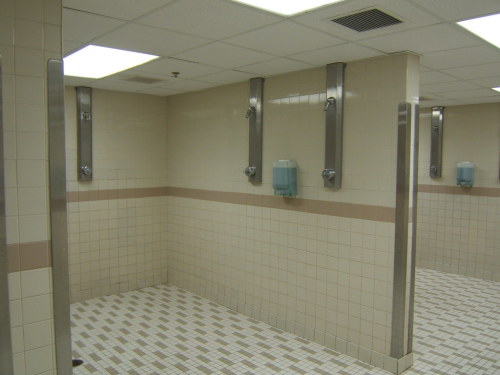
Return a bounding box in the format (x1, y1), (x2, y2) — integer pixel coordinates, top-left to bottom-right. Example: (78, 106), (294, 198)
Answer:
(72, 359), (84, 368)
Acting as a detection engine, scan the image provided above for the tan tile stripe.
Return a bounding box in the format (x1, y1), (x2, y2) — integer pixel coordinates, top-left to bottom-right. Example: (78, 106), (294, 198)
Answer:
(67, 186), (395, 223)
(7, 241), (51, 273)
(418, 184), (500, 197)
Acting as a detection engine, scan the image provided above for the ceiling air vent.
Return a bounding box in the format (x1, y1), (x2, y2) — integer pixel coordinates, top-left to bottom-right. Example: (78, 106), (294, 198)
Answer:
(331, 8), (402, 32)
(124, 76), (163, 84)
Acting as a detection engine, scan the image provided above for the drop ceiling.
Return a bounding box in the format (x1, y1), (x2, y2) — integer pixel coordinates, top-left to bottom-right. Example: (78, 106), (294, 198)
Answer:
(62, 0), (500, 106)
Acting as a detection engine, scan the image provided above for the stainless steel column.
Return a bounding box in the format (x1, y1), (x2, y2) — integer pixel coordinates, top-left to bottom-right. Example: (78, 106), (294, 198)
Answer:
(322, 62), (345, 188)
(429, 106), (444, 178)
(391, 102), (411, 359)
(48, 59), (72, 375)
(407, 104), (419, 353)
(244, 78), (264, 182)
(76, 87), (93, 181)
(0, 55), (14, 375)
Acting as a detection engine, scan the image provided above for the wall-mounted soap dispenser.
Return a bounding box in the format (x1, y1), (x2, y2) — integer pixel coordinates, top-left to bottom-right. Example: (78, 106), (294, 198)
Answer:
(273, 160), (297, 197)
(456, 162), (474, 187)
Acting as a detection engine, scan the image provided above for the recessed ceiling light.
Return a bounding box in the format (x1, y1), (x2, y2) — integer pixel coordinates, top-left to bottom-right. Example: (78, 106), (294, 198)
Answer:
(231, 0), (344, 16)
(493, 87), (500, 93)
(457, 13), (500, 49)
(63, 45), (159, 79)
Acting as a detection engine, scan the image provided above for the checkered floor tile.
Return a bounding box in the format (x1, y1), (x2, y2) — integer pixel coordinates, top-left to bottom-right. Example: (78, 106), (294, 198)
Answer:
(72, 268), (500, 375)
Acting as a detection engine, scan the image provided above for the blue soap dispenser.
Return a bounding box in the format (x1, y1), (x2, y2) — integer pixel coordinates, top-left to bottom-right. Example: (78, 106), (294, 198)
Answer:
(273, 160), (297, 197)
(456, 162), (474, 187)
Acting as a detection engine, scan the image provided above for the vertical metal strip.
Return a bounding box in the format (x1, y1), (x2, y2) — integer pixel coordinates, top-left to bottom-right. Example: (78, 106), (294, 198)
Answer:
(76, 87), (93, 181)
(429, 106), (444, 178)
(48, 59), (72, 375)
(391, 102), (411, 359)
(322, 62), (345, 188)
(0, 55), (14, 375)
(407, 104), (419, 353)
(245, 78), (264, 182)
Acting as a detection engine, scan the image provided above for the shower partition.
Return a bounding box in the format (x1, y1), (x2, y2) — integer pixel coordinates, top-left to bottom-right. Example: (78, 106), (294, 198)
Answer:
(0, 55), (14, 375)
(47, 59), (72, 375)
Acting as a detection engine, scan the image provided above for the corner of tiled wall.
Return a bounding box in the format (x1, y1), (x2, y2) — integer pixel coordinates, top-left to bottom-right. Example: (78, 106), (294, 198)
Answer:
(2, 0), (62, 374)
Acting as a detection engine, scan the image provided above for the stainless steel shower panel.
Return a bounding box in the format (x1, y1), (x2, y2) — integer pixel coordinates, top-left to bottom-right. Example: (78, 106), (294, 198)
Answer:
(391, 102), (412, 359)
(429, 106), (444, 178)
(0, 55), (14, 375)
(322, 62), (345, 188)
(76, 86), (93, 181)
(48, 59), (72, 375)
(245, 77), (264, 183)
(407, 104), (419, 353)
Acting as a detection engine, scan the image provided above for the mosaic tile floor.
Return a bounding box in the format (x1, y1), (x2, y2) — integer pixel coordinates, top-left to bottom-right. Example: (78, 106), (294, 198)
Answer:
(72, 268), (500, 375)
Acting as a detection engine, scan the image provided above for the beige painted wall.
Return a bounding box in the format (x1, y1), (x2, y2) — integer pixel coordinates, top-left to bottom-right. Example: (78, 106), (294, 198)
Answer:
(64, 88), (169, 301)
(1, 0), (62, 374)
(417, 103), (500, 281)
(165, 53), (419, 372)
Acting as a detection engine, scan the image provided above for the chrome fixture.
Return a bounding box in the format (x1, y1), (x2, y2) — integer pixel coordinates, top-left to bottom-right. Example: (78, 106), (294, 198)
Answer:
(430, 106), (444, 178)
(76, 86), (93, 181)
(322, 62), (345, 188)
(245, 77), (264, 183)
(48, 59), (73, 375)
(0, 54), (14, 375)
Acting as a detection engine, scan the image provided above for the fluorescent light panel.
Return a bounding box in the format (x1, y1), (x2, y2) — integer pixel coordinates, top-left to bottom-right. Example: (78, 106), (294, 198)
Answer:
(493, 87), (500, 93)
(457, 13), (500, 49)
(64, 45), (159, 79)
(231, 0), (344, 16)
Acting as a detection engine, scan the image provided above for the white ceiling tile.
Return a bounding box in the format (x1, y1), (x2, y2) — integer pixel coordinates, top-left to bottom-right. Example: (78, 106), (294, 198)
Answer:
(441, 62), (500, 80)
(293, 0), (441, 42)
(88, 79), (152, 93)
(408, 0), (500, 22)
(93, 23), (211, 56)
(63, 76), (93, 87)
(419, 98), (463, 108)
(454, 96), (500, 105)
(470, 77), (500, 88)
(421, 80), (481, 94)
(358, 24), (481, 54)
(444, 88), (500, 99)
(238, 58), (314, 76)
(173, 42), (274, 69)
(137, 87), (183, 96)
(420, 70), (459, 85)
(289, 43), (381, 65)
(420, 46), (500, 70)
(63, 0), (174, 21)
(224, 21), (344, 56)
(63, 40), (85, 56)
(63, 9), (124, 43)
(160, 79), (217, 92)
(104, 71), (172, 87)
(136, 0), (283, 40)
(133, 57), (222, 79)
(195, 70), (256, 84)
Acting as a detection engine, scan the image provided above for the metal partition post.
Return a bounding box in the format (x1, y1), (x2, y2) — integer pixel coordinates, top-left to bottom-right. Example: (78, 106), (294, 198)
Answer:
(429, 106), (444, 178)
(407, 104), (419, 353)
(48, 59), (72, 375)
(322, 62), (345, 188)
(391, 102), (411, 359)
(76, 86), (93, 181)
(244, 78), (264, 182)
(0, 55), (14, 375)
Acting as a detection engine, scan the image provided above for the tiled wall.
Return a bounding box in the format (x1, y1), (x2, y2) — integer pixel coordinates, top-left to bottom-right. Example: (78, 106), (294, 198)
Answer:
(417, 103), (500, 281)
(165, 53), (419, 373)
(64, 88), (169, 302)
(1, 0), (62, 374)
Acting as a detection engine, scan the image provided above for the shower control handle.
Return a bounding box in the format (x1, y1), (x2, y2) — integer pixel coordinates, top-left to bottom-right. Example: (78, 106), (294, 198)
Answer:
(324, 97), (336, 111)
(81, 165), (92, 176)
(245, 106), (256, 118)
(322, 169), (336, 182)
(244, 166), (257, 177)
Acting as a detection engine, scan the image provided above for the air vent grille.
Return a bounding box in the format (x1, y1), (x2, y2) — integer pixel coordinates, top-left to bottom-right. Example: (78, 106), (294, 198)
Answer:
(331, 8), (402, 32)
(124, 76), (163, 84)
